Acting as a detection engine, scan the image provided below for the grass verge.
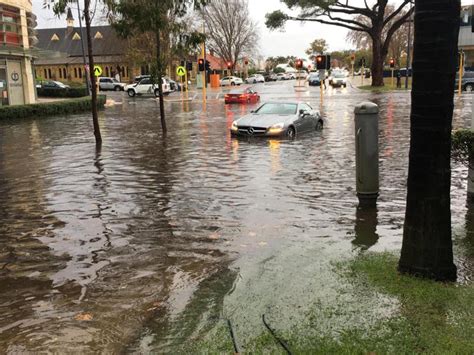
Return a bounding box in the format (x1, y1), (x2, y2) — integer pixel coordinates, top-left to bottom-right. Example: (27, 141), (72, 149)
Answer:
(182, 252), (473, 353)
(0, 95), (106, 120)
(358, 77), (412, 92)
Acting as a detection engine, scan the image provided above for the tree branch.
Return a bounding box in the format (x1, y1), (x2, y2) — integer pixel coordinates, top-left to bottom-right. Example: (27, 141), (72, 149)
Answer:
(384, 0), (412, 26)
(288, 15), (367, 32)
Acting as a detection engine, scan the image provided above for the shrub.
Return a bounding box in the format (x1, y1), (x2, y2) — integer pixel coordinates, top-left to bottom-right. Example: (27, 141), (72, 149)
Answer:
(452, 129), (474, 167)
(0, 95), (106, 120)
(37, 87), (88, 98)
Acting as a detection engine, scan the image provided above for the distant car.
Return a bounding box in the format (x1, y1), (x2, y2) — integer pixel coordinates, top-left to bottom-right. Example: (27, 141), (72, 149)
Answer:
(307, 73), (321, 86)
(295, 70), (308, 79)
(287, 72), (296, 80)
(124, 77), (171, 97)
(225, 87), (260, 104)
(220, 76), (243, 86)
(245, 74), (265, 84)
(264, 73), (278, 82)
(455, 71), (474, 92)
(276, 73), (288, 81)
(329, 72), (347, 87)
(163, 77), (182, 92)
(98, 77), (126, 91)
(230, 101), (324, 139)
(40, 80), (70, 89)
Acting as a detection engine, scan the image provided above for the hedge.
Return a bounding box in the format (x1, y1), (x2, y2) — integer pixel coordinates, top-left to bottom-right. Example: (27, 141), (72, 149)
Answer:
(0, 95), (106, 120)
(37, 87), (88, 98)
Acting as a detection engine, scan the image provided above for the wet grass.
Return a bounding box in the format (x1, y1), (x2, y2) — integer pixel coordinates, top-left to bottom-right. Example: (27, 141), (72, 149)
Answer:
(181, 252), (473, 353)
(358, 78), (412, 92)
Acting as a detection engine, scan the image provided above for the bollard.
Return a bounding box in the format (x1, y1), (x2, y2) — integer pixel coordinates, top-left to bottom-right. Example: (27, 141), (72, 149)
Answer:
(354, 102), (379, 207)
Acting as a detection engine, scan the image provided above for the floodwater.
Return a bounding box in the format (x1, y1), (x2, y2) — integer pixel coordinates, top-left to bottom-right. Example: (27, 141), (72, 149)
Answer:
(0, 82), (472, 352)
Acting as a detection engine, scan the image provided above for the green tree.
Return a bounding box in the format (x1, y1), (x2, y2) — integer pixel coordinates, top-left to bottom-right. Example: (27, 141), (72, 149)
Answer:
(266, 0), (413, 87)
(399, 0), (460, 281)
(305, 38), (328, 56)
(106, 0), (206, 134)
(44, 0), (102, 145)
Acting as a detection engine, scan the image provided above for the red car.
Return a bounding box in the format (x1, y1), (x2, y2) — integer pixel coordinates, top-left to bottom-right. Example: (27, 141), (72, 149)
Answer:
(224, 87), (260, 104)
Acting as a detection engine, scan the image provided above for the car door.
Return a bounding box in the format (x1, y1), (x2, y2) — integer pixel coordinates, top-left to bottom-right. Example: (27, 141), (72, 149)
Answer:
(137, 79), (151, 94)
(221, 77), (229, 86)
(298, 103), (314, 131)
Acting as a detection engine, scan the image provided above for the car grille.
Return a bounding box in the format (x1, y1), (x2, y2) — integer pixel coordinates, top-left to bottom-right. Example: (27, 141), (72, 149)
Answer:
(237, 126), (268, 136)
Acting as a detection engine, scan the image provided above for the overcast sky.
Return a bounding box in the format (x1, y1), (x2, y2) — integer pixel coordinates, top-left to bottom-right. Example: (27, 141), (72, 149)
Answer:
(33, 0), (473, 60)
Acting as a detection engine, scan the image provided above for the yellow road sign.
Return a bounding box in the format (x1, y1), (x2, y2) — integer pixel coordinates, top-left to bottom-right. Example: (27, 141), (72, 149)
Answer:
(93, 65), (103, 77)
(176, 66), (186, 77)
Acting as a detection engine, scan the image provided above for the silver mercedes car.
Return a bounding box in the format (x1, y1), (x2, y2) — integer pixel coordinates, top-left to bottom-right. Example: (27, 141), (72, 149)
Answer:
(230, 102), (324, 138)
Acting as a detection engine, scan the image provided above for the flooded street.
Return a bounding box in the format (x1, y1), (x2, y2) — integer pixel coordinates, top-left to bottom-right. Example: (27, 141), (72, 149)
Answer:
(1, 81), (473, 352)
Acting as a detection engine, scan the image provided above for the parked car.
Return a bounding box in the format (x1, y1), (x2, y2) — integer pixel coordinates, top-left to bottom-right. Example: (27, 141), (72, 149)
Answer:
(224, 87), (260, 104)
(220, 76), (244, 86)
(287, 72), (296, 80)
(40, 80), (70, 89)
(230, 102), (324, 138)
(124, 77), (171, 97)
(245, 74), (265, 84)
(264, 73), (278, 82)
(133, 75), (151, 83)
(98, 77), (126, 91)
(307, 73), (321, 86)
(276, 73), (288, 81)
(455, 71), (474, 92)
(329, 72), (347, 87)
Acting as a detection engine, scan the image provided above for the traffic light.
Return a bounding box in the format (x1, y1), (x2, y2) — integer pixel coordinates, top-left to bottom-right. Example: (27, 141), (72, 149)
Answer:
(198, 58), (204, 71)
(351, 54), (355, 62)
(205, 60), (210, 71)
(316, 55), (330, 70)
(359, 57), (366, 67)
(389, 58), (395, 69)
(244, 59), (249, 66)
(186, 61), (193, 71)
(227, 61), (232, 70)
(296, 59), (303, 69)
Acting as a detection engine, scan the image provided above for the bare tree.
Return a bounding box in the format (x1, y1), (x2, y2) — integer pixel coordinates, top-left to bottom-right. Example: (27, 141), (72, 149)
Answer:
(200, 0), (259, 73)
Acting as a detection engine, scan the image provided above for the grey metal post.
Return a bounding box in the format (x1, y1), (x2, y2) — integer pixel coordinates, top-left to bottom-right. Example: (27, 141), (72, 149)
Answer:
(354, 102), (379, 207)
(469, 95), (474, 202)
(76, 1), (90, 95)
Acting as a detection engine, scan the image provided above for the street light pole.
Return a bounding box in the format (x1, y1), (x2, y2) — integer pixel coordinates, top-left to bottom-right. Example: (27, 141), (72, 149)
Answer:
(405, 1), (413, 90)
(75, 0), (90, 95)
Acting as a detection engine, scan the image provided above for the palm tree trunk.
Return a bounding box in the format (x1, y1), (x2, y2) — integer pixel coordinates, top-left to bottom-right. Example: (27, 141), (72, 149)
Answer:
(399, 0), (460, 281)
(84, 0), (102, 145)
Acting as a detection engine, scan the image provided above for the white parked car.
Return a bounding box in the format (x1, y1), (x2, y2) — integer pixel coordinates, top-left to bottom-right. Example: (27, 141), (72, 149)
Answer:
(220, 76), (243, 86)
(295, 70), (308, 79)
(276, 73), (288, 81)
(98, 77), (126, 91)
(245, 74), (265, 84)
(124, 77), (171, 97)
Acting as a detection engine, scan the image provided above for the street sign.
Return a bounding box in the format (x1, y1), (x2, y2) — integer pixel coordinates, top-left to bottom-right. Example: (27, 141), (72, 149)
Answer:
(176, 66), (186, 77)
(93, 65), (102, 77)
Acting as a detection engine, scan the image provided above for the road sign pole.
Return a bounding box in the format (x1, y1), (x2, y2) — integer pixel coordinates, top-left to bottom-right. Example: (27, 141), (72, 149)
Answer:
(458, 51), (464, 97)
(361, 65), (364, 86)
(391, 69), (394, 88)
(184, 71), (188, 100)
(201, 24), (207, 106)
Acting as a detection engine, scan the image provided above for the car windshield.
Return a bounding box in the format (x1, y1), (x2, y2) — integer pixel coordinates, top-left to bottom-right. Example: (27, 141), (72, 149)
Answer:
(256, 103), (297, 115)
(229, 89), (245, 94)
(309, 74), (319, 79)
(333, 73), (345, 78)
(53, 81), (66, 87)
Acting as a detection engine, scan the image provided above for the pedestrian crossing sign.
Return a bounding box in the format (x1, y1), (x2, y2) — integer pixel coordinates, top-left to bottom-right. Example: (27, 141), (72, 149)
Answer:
(176, 66), (186, 77)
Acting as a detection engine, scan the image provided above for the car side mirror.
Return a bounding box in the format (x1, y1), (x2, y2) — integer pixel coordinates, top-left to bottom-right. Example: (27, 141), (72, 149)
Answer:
(299, 109), (307, 116)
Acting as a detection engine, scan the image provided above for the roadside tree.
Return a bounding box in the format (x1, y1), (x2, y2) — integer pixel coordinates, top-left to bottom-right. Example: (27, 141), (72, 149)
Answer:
(44, 0), (102, 145)
(266, 0), (413, 86)
(200, 0), (259, 74)
(106, 0), (206, 134)
(305, 38), (328, 56)
(399, 0), (460, 281)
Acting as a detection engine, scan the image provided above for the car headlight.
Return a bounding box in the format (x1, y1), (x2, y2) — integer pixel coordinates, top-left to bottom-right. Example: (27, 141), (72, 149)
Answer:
(231, 121), (238, 131)
(268, 122), (284, 133)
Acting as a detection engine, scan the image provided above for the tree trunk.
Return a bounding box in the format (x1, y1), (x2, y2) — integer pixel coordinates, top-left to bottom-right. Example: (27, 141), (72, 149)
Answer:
(371, 36), (385, 87)
(84, 0), (102, 145)
(398, 0), (460, 281)
(156, 30), (167, 135)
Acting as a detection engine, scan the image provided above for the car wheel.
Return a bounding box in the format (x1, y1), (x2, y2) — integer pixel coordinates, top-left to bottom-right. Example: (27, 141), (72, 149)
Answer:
(253, 79), (257, 84)
(154, 89), (161, 97)
(316, 120), (324, 131)
(465, 84), (473, 92)
(286, 126), (296, 139)
(231, 82), (236, 86)
(114, 86), (121, 91)
(127, 89), (136, 97)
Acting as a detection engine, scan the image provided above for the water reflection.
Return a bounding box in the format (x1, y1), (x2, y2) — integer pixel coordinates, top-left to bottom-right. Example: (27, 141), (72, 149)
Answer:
(353, 206), (379, 250)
